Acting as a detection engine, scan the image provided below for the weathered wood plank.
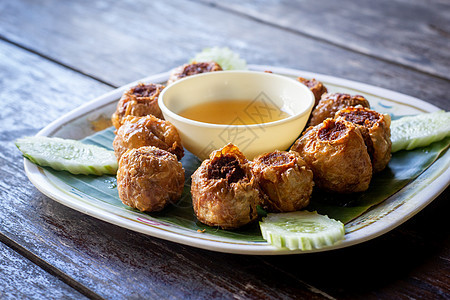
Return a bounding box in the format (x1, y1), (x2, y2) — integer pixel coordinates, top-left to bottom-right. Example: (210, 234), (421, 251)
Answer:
(200, 0), (450, 80)
(0, 0), (449, 110)
(0, 241), (87, 299)
(0, 40), (329, 299)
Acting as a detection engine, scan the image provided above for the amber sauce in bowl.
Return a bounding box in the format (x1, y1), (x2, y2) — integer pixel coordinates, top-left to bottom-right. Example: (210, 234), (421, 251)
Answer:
(158, 71), (314, 160)
(179, 99), (290, 125)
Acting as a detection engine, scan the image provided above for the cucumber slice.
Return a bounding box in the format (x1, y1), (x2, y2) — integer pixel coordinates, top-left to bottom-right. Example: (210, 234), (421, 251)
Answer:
(15, 136), (118, 175)
(391, 111), (450, 153)
(259, 211), (344, 250)
(191, 47), (247, 70)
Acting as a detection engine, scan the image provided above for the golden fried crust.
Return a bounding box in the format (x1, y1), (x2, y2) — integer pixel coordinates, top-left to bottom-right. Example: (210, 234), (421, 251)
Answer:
(117, 147), (185, 212)
(308, 93), (370, 126)
(291, 119), (372, 193)
(111, 83), (165, 129)
(113, 115), (184, 161)
(191, 144), (262, 229)
(335, 106), (391, 172)
(297, 77), (328, 107)
(252, 150), (314, 212)
(167, 61), (222, 85)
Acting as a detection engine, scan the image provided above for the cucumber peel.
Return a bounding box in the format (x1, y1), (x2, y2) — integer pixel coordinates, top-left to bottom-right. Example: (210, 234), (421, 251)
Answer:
(259, 211), (344, 250)
(391, 111), (450, 152)
(15, 136), (118, 175)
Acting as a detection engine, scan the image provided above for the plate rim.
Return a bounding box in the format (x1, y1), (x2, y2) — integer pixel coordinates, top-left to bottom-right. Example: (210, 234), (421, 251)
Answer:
(24, 65), (449, 255)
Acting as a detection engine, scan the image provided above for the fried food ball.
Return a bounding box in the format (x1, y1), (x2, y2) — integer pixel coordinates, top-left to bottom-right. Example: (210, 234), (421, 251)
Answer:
(111, 83), (165, 129)
(191, 143), (262, 229)
(308, 93), (370, 126)
(297, 77), (328, 107)
(252, 150), (314, 212)
(113, 115), (184, 161)
(167, 61), (222, 85)
(335, 106), (391, 172)
(291, 118), (372, 193)
(117, 146), (185, 212)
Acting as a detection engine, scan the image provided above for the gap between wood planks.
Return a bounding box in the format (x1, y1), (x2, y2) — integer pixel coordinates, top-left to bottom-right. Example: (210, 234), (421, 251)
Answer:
(195, 0), (450, 83)
(0, 34), (117, 89)
(0, 232), (105, 300)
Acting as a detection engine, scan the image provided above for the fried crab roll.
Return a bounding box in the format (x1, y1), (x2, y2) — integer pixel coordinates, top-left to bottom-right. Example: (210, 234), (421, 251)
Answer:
(335, 106), (391, 172)
(117, 146), (185, 212)
(191, 143), (262, 229)
(167, 61), (222, 85)
(113, 115), (184, 161)
(297, 77), (328, 107)
(111, 83), (165, 129)
(308, 93), (370, 126)
(291, 118), (372, 193)
(252, 150), (314, 212)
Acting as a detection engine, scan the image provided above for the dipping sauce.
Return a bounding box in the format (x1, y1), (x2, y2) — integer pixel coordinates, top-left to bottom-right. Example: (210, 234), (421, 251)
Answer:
(90, 115), (112, 131)
(179, 99), (291, 125)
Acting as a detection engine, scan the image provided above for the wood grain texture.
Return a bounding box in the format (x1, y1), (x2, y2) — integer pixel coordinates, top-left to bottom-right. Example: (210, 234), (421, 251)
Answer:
(0, 0), (449, 298)
(200, 0), (450, 80)
(0, 242), (86, 299)
(0, 0), (449, 110)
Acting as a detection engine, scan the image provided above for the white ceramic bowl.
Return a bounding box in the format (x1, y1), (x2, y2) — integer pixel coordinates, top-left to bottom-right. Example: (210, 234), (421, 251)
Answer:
(158, 71), (314, 160)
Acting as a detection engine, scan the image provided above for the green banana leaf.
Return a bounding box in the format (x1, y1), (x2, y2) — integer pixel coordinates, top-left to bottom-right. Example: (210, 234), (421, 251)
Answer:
(46, 127), (449, 241)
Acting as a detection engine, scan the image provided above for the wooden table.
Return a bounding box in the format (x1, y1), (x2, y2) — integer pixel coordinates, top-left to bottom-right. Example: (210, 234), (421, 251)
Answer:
(1, 1), (449, 298)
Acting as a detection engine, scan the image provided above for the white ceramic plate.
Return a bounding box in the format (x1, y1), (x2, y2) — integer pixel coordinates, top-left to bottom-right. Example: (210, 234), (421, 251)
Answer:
(23, 65), (450, 255)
